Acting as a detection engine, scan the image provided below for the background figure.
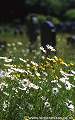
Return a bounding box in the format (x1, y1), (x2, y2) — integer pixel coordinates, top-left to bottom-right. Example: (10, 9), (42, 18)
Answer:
(40, 20), (56, 56)
(26, 14), (40, 51)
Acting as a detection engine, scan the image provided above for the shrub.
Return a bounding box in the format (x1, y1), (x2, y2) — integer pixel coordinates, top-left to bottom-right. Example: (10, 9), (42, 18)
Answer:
(64, 9), (75, 21)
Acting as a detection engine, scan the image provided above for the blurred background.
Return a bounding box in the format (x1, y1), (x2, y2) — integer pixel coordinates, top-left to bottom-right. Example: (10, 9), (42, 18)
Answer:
(0, 0), (75, 23)
(0, 0), (75, 63)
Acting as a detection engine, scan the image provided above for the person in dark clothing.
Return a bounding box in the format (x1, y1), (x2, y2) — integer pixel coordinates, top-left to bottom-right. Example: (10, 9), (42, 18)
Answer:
(26, 14), (40, 51)
(40, 20), (56, 56)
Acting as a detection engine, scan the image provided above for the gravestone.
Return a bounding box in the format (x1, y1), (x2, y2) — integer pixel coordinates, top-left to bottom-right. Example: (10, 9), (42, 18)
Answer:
(40, 20), (56, 55)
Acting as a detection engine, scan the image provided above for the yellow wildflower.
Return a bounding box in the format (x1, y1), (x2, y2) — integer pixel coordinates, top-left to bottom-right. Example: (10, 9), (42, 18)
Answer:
(54, 56), (58, 61)
(58, 58), (68, 66)
(69, 63), (74, 66)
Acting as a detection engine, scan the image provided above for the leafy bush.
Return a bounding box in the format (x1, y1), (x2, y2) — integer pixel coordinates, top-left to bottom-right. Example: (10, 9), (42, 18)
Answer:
(51, 17), (61, 25)
(64, 9), (75, 21)
(37, 15), (47, 24)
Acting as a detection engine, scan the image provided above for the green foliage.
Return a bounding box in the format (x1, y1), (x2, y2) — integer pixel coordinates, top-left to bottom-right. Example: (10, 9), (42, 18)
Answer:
(52, 17), (61, 24)
(37, 15), (47, 24)
(64, 9), (75, 20)
(37, 15), (60, 25)
(24, 0), (71, 16)
(25, 0), (75, 20)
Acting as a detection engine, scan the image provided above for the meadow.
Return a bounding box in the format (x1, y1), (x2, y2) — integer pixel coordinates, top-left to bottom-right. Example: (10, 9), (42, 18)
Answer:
(0, 25), (75, 120)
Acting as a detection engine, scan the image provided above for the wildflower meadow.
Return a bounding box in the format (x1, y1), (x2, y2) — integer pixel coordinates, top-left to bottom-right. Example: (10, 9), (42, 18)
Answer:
(0, 31), (75, 120)
(0, 0), (75, 119)
(0, 44), (75, 120)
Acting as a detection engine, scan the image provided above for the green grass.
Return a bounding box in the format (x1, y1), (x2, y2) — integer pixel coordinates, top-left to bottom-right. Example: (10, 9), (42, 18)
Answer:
(0, 29), (75, 63)
(0, 28), (75, 120)
(57, 33), (75, 63)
